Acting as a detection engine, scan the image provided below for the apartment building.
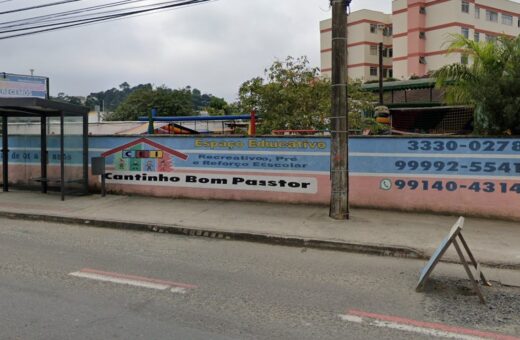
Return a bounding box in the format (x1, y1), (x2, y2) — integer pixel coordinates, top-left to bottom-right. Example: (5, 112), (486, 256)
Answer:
(320, 9), (394, 80)
(320, 0), (520, 81)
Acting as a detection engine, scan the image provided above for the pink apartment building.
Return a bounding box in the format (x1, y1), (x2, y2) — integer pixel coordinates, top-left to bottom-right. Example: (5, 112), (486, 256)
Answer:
(320, 0), (520, 81)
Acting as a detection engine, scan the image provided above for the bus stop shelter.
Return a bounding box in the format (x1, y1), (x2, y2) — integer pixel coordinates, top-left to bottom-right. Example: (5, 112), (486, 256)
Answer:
(0, 98), (89, 200)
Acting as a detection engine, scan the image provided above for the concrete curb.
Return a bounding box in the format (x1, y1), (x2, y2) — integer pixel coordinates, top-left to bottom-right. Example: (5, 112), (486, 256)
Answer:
(1, 210), (519, 270)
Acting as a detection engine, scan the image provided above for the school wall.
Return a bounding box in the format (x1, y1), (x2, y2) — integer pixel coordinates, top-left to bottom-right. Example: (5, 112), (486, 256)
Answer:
(1, 135), (519, 221)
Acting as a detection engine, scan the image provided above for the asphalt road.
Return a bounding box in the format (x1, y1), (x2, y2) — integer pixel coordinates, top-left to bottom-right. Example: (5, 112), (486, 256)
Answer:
(0, 218), (519, 339)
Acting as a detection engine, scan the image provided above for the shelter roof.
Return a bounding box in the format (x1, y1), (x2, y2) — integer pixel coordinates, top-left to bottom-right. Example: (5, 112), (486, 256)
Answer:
(0, 98), (89, 117)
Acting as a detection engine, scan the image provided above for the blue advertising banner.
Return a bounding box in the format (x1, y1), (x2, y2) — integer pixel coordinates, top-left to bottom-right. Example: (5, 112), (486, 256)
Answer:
(349, 137), (520, 177)
(0, 73), (48, 99)
(2, 136), (520, 179)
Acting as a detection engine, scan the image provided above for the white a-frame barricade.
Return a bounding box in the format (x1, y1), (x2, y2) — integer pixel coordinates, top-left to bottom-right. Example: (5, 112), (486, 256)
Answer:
(416, 217), (491, 304)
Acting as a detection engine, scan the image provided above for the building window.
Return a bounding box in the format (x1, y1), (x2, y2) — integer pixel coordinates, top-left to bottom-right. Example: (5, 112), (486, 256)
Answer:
(475, 7), (480, 19)
(383, 25), (393, 36)
(474, 32), (480, 42)
(370, 24), (377, 33)
(461, 0), (469, 13)
(383, 68), (394, 78)
(502, 14), (513, 26)
(419, 31), (426, 39)
(461, 55), (469, 65)
(461, 27), (469, 39)
(486, 10), (498, 22)
(419, 6), (426, 14)
(419, 56), (427, 64)
(370, 67), (378, 76)
(381, 48), (393, 58)
(370, 45), (378, 56)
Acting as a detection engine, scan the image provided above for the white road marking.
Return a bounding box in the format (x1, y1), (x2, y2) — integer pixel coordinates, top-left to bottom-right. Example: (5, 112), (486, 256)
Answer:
(338, 314), (363, 323)
(70, 271), (170, 290)
(338, 314), (488, 340)
(169, 287), (187, 294)
(69, 268), (196, 294)
(371, 319), (486, 340)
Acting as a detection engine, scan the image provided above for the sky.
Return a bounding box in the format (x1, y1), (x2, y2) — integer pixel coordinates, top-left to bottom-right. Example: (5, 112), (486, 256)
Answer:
(1, 0), (391, 101)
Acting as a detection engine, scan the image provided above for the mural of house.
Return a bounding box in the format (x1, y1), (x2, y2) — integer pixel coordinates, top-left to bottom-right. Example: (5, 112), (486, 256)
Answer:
(101, 138), (188, 173)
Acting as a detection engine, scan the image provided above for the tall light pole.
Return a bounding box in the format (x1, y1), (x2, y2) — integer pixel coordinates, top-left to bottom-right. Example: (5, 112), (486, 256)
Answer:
(329, 0), (350, 220)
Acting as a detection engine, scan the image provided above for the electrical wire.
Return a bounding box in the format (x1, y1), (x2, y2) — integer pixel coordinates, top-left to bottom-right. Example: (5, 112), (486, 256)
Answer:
(0, 0), (216, 40)
(0, 0), (150, 28)
(0, 0), (82, 15)
(0, 0), (202, 30)
(0, 0), (153, 30)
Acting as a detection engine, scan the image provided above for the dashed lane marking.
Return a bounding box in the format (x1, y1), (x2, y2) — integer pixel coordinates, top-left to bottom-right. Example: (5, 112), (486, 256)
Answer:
(339, 309), (520, 340)
(69, 268), (197, 293)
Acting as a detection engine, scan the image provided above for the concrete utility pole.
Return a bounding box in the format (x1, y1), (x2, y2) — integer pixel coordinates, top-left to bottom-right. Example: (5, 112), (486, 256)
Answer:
(379, 42), (384, 105)
(329, 0), (350, 220)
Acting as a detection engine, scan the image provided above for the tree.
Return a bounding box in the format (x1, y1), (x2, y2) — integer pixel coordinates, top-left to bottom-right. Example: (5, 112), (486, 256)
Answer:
(434, 34), (520, 134)
(191, 87), (225, 112)
(169, 87), (195, 116)
(105, 86), (196, 121)
(206, 96), (233, 116)
(91, 83), (228, 120)
(52, 92), (83, 105)
(85, 82), (152, 112)
(191, 88), (203, 109)
(237, 56), (378, 134)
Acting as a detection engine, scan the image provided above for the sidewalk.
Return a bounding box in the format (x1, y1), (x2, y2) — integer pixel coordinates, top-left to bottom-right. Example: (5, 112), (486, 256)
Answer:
(0, 191), (519, 275)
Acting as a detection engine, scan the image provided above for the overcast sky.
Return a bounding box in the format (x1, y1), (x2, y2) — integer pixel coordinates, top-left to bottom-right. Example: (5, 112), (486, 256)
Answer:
(1, 0), (390, 101)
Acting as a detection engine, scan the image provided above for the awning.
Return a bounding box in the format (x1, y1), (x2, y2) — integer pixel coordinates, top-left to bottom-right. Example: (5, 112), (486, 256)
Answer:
(362, 78), (438, 92)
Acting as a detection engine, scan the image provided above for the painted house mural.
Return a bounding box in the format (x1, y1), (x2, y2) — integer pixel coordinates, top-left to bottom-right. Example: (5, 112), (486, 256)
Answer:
(101, 138), (188, 174)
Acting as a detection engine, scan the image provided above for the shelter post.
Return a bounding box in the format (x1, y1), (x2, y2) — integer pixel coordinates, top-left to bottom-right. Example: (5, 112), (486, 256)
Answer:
(60, 111), (65, 201)
(2, 115), (8, 192)
(40, 116), (48, 193)
(83, 112), (89, 195)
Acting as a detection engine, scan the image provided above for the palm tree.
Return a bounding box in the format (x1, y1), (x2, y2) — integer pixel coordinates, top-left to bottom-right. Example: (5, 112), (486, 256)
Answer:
(434, 34), (520, 134)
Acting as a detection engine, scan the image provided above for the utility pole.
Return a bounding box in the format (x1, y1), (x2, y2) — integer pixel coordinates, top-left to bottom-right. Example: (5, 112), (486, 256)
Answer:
(329, 0), (350, 220)
(379, 42), (384, 105)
